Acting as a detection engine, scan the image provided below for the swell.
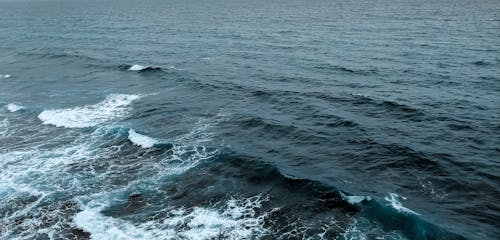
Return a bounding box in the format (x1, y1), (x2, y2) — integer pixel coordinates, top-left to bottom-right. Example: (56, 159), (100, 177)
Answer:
(230, 115), (359, 145)
(314, 63), (380, 76)
(305, 91), (426, 121)
(178, 77), (427, 122)
(16, 51), (172, 74)
(17, 51), (99, 62)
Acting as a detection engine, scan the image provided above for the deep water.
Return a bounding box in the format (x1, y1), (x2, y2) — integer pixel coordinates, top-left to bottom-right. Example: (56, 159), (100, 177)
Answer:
(0, 0), (499, 239)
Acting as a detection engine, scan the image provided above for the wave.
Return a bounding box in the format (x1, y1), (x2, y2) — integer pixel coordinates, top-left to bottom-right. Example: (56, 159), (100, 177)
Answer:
(5, 103), (24, 113)
(19, 51), (97, 61)
(472, 60), (497, 66)
(157, 153), (465, 239)
(125, 64), (165, 72)
(74, 194), (268, 240)
(384, 193), (420, 215)
(1, 121), (219, 239)
(1, 74), (11, 78)
(127, 129), (160, 148)
(128, 64), (150, 71)
(340, 191), (372, 205)
(37, 94), (141, 128)
(315, 63), (379, 76)
(307, 92), (425, 120)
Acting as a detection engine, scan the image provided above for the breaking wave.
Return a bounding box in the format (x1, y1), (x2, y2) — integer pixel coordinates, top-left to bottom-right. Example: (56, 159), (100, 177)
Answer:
(37, 94), (141, 128)
(127, 129), (160, 148)
(0, 114), (220, 239)
(126, 64), (165, 72)
(74, 194), (269, 240)
(6, 103), (24, 113)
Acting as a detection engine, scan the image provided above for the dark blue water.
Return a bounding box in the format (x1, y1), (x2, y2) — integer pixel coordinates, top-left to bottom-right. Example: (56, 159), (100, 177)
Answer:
(0, 0), (499, 239)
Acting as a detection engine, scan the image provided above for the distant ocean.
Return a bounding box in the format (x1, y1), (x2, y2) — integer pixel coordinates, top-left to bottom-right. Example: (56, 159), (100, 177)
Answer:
(0, 0), (499, 239)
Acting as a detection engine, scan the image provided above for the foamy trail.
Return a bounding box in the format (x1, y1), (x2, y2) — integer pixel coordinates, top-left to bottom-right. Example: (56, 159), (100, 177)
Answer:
(6, 103), (24, 112)
(38, 94), (141, 128)
(0, 74), (11, 78)
(128, 129), (159, 148)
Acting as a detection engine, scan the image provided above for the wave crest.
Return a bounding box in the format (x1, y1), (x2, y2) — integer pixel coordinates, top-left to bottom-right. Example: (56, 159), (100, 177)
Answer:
(127, 64), (165, 72)
(128, 129), (159, 148)
(38, 94), (141, 128)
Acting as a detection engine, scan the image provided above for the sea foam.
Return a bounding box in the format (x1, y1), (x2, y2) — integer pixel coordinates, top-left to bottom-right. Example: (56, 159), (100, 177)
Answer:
(340, 191), (372, 205)
(385, 193), (420, 215)
(128, 129), (159, 148)
(74, 195), (269, 240)
(38, 94), (141, 128)
(128, 64), (148, 71)
(6, 103), (24, 112)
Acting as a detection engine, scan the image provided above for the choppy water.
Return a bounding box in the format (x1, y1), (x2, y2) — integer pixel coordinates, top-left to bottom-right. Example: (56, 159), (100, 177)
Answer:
(0, 0), (499, 239)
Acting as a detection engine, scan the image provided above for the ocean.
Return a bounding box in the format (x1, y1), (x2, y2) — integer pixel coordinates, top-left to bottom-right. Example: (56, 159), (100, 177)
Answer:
(0, 0), (499, 239)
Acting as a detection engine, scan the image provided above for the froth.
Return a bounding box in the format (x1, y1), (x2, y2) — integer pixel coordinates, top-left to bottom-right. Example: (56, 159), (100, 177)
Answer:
(0, 118), (8, 136)
(128, 64), (147, 71)
(74, 195), (269, 240)
(128, 129), (159, 148)
(6, 103), (24, 112)
(384, 193), (420, 215)
(38, 94), (141, 128)
(340, 191), (372, 205)
(342, 217), (407, 240)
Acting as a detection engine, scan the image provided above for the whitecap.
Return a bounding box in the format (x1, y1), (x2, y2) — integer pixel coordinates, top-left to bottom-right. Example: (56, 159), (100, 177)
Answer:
(6, 103), (24, 112)
(4, 74), (11, 78)
(340, 191), (371, 204)
(384, 193), (420, 215)
(128, 64), (148, 71)
(37, 94), (141, 128)
(128, 129), (159, 148)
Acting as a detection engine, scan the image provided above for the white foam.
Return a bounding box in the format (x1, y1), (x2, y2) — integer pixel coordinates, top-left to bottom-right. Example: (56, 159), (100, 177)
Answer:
(340, 191), (371, 205)
(281, 172), (303, 180)
(385, 193), (420, 215)
(74, 205), (164, 240)
(38, 94), (141, 128)
(341, 217), (408, 240)
(1, 113), (222, 238)
(0, 125), (127, 239)
(128, 129), (159, 148)
(128, 64), (148, 71)
(74, 195), (269, 240)
(6, 103), (24, 112)
(350, 92), (369, 98)
(0, 118), (8, 136)
(3, 74), (11, 78)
